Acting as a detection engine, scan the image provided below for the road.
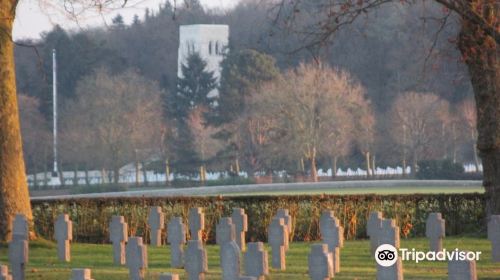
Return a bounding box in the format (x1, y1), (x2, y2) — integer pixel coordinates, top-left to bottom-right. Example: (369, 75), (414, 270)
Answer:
(30, 179), (482, 201)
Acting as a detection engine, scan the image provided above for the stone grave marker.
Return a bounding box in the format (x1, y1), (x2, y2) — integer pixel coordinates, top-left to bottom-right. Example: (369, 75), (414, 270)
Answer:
(12, 215), (28, 240)
(367, 211), (383, 254)
(167, 217), (186, 268)
(319, 211), (344, 251)
(425, 213), (445, 252)
(54, 214), (72, 262)
(0, 265), (12, 280)
(126, 237), (148, 280)
(184, 240), (208, 280)
(188, 208), (205, 241)
(268, 218), (287, 270)
(448, 254), (477, 280)
(375, 219), (402, 280)
(109, 215), (128, 265)
(378, 219), (400, 248)
(487, 215), (500, 262)
(221, 241), (240, 280)
(377, 258), (403, 280)
(159, 273), (179, 280)
(244, 242), (269, 280)
(308, 243), (334, 280)
(9, 214), (28, 280)
(148, 206), (164, 246)
(274, 209), (292, 246)
(71, 268), (94, 280)
(216, 217), (236, 246)
(8, 238), (27, 280)
(231, 208), (248, 251)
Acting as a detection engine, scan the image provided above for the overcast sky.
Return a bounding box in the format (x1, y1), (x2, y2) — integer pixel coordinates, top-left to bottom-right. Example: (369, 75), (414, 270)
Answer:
(13, 0), (240, 40)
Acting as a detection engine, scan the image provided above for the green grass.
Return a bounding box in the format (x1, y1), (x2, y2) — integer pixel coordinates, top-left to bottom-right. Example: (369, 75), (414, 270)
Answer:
(0, 237), (497, 279)
(227, 186), (484, 196)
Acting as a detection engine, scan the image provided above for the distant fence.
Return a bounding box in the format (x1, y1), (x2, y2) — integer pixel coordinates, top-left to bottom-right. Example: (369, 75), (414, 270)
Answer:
(27, 163), (483, 187)
(31, 193), (485, 244)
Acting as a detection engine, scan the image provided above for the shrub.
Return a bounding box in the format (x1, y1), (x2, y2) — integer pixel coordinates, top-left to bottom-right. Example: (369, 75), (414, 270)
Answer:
(416, 159), (465, 179)
(31, 193), (485, 244)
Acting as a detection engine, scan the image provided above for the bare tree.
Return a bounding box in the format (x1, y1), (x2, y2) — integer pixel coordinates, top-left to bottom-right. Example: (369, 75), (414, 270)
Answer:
(188, 106), (222, 182)
(18, 94), (51, 187)
(252, 63), (371, 181)
(62, 68), (163, 183)
(390, 92), (450, 174)
(459, 98), (480, 171)
(270, 0), (500, 216)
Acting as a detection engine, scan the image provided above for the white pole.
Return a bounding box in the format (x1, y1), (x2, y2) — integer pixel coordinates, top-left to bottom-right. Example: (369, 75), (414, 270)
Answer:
(52, 49), (58, 176)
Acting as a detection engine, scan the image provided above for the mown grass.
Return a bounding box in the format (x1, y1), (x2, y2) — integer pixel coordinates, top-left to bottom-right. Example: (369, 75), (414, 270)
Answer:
(228, 185), (484, 197)
(0, 237), (498, 279)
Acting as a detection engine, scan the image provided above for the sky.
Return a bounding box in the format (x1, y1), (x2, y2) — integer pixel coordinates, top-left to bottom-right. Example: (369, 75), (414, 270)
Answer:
(13, 0), (240, 40)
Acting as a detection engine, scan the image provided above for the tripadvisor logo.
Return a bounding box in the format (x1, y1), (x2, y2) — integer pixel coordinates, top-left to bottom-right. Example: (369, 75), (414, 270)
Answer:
(375, 244), (482, 266)
(375, 244), (398, 267)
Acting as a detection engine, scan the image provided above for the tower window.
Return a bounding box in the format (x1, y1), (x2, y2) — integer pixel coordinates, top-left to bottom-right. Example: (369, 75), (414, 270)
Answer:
(208, 41), (213, 55)
(215, 42), (219, 55)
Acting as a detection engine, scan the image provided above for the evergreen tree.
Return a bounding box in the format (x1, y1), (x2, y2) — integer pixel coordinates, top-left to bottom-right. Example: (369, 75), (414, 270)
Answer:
(173, 52), (216, 119)
(167, 52), (216, 174)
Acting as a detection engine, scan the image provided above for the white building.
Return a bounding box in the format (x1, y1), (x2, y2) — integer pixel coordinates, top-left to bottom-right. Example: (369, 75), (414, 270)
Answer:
(177, 24), (229, 98)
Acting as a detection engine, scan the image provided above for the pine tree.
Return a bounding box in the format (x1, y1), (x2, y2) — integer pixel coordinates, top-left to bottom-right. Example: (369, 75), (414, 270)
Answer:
(174, 52), (216, 119)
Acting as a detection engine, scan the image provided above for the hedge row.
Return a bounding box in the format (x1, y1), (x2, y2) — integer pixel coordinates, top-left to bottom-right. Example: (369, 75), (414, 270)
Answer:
(31, 193), (486, 244)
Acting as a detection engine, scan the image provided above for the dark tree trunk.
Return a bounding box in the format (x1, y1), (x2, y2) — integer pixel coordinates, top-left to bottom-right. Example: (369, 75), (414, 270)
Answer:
(0, 1), (33, 241)
(458, 2), (500, 216)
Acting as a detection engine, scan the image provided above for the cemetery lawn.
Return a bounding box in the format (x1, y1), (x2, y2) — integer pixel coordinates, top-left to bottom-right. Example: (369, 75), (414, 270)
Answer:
(0, 237), (498, 279)
(230, 185), (484, 196)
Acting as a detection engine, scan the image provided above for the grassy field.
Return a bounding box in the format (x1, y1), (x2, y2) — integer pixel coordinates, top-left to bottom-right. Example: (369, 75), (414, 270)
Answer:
(228, 185), (484, 196)
(0, 237), (497, 279)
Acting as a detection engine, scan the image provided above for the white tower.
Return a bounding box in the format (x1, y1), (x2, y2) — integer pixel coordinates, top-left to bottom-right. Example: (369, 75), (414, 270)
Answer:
(177, 24), (229, 98)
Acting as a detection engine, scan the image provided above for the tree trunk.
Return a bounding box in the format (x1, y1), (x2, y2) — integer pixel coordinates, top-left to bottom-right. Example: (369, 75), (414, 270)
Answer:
(0, 1), (33, 241)
(310, 148), (318, 182)
(458, 4), (500, 216)
(85, 168), (89, 186)
(73, 164), (78, 186)
(113, 167), (120, 184)
(235, 158), (240, 175)
(371, 155), (376, 177)
(141, 162), (148, 186)
(365, 151), (371, 178)
(165, 158), (170, 186)
(471, 129), (479, 172)
(331, 156), (338, 179)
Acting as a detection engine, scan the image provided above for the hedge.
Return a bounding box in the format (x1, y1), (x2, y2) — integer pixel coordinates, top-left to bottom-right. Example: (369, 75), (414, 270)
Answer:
(31, 193), (485, 244)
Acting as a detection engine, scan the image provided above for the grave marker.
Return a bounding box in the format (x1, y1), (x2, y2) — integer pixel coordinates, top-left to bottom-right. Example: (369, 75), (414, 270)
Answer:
(268, 218), (287, 270)
(109, 216), (128, 265)
(425, 213), (445, 252)
(185, 240), (208, 280)
(0, 265), (12, 280)
(54, 214), (72, 262)
(12, 215), (28, 240)
(221, 241), (240, 280)
(231, 208), (248, 251)
(319, 211), (344, 251)
(487, 215), (500, 262)
(167, 217), (186, 268)
(126, 237), (148, 280)
(159, 273), (179, 280)
(9, 214), (28, 280)
(216, 218), (236, 246)
(448, 254), (477, 280)
(71, 269), (94, 280)
(308, 244), (334, 280)
(244, 242), (269, 280)
(188, 208), (205, 241)
(148, 207), (164, 246)
(376, 258), (403, 280)
(8, 238), (27, 280)
(367, 211), (383, 254)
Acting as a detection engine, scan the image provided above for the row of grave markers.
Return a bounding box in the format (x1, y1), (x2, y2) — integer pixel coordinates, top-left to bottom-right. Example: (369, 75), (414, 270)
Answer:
(2, 209), (499, 280)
